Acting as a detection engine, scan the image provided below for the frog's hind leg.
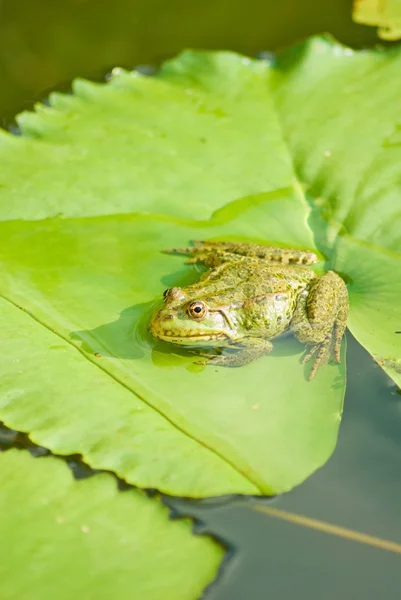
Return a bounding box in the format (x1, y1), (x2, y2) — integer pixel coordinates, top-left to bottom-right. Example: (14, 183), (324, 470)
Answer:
(164, 244), (255, 268)
(171, 240), (319, 266)
(165, 240), (319, 270)
(291, 271), (349, 380)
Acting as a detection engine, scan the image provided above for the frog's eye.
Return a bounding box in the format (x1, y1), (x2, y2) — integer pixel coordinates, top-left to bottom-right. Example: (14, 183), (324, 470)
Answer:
(188, 301), (207, 319)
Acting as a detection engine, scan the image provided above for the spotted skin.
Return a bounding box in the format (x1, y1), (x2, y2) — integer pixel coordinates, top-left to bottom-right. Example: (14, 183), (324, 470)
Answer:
(150, 241), (349, 379)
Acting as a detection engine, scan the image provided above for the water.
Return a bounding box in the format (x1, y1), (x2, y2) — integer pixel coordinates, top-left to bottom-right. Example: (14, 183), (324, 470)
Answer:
(0, 0), (381, 126)
(1, 0), (400, 597)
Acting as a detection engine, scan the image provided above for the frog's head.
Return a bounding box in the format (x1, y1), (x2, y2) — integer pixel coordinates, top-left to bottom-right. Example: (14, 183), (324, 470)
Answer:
(150, 286), (239, 346)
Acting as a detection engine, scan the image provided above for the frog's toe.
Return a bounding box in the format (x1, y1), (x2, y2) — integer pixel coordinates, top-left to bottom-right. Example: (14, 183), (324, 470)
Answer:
(303, 341), (331, 380)
(301, 343), (320, 365)
(199, 349), (249, 367)
(333, 325), (344, 363)
(334, 346), (341, 364)
(163, 246), (193, 256)
(195, 359), (208, 366)
(195, 355), (228, 366)
(186, 252), (210, 264)
(189, 348), (222, 360)
(193, 351), (223, 366)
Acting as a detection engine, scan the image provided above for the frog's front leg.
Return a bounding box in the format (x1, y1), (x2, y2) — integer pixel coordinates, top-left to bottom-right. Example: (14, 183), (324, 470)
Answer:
(290, 271), (349, 380)
(195, 338), (273, 367)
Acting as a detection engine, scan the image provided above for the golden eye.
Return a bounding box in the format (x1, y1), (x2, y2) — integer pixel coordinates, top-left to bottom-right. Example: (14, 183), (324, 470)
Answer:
(188, 301), (207, 319)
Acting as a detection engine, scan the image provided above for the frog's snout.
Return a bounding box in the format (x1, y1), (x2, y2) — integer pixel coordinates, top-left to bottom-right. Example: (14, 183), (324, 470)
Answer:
(150, 305), (176, 339)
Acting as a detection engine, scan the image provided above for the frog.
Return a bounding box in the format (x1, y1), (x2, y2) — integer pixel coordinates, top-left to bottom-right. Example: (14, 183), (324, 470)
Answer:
(150, 240), (349, 379)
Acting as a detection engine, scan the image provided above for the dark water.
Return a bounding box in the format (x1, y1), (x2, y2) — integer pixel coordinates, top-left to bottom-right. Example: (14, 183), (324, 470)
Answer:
(1, 0), (401, 598)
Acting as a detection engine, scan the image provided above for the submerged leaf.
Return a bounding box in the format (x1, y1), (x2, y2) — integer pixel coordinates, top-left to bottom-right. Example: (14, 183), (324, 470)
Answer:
(0, 449), (223, 600)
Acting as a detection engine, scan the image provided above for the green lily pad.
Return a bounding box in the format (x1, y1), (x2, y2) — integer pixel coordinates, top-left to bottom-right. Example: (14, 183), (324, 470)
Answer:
(272, 36), (401, 386)
(0, 197), (344, 496)
(272, 36), (401, 253)
(0, 53), (293, 221)
(335, 236), (401, 386)
(0, 449), (223, 600)
(1, 37), (399, 498)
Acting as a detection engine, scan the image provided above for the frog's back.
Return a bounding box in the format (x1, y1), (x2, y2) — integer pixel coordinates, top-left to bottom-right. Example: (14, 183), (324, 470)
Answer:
(195, 261), (315, 339)
(191, 260), (316, 302)
(257, 263), (316, 291)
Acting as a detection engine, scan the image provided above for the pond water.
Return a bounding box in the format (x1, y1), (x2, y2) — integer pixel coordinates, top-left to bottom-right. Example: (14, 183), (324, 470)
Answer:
(1, 0), (401, 597)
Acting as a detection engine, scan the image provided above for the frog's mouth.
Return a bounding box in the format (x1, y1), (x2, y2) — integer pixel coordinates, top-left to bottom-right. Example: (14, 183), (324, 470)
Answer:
(156, 331), (229, 345)
(150, 309), (234, 345)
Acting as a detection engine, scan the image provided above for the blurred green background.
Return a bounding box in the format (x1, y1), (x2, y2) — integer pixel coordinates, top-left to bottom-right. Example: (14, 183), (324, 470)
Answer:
(0, 0), (380, 125)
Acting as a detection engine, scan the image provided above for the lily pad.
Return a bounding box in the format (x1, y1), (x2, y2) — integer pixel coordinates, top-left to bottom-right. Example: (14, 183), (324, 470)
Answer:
(272, 36), (401, 385)
(0, 449), (223, 600)
(1, 37), (399, 498)
(0, 199), (344, 496)
(0, 53), (293, 221)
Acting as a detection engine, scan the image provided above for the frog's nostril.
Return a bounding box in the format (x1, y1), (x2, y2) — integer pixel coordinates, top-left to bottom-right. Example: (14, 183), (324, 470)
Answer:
(166, 314), (174, 319)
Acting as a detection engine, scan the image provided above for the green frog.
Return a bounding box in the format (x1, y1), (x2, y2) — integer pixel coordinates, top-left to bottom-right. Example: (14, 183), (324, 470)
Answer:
(150, 240), (349, 379)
